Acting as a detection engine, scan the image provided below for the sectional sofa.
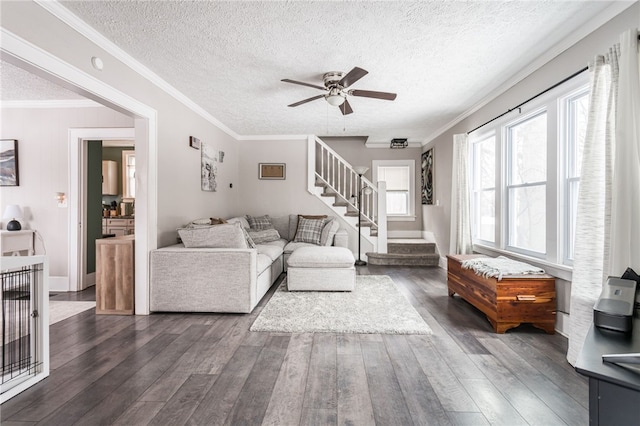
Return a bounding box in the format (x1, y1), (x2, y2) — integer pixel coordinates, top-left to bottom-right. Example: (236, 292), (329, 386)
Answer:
(149, 214), (348, 313)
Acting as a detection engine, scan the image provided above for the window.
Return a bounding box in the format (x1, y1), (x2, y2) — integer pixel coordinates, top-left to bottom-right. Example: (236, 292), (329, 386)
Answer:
(506, 111), (547, 255)
(471, 135), (496, 243)
(372, 160), (415, 220)
(469, 73), (589, 267)
(564, 88), (589, 262)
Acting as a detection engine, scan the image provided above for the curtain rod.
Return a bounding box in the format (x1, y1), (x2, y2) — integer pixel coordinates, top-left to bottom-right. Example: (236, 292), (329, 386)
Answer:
(469, 33), (640, 134)
(468, 66), (588, 134)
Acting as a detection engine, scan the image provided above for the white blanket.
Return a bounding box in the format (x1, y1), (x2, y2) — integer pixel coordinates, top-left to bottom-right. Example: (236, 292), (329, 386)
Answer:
(460, 256), (545, 281)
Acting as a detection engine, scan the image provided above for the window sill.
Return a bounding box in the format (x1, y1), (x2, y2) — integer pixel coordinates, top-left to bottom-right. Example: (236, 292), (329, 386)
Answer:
(472, 243), (573, 281)
(387, 215), (416, 222)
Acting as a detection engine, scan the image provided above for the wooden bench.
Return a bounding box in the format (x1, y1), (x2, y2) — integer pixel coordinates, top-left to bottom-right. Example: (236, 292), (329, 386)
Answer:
(447, 254), (556, 334)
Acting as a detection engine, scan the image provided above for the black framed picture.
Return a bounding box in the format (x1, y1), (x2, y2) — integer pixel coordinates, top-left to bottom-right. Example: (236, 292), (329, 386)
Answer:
(0, 139), (19, 186)
(421, 148), (433, 205)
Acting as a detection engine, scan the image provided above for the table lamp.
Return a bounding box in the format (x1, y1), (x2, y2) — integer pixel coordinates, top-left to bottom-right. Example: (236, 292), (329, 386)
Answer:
(3, 204), (23, 231)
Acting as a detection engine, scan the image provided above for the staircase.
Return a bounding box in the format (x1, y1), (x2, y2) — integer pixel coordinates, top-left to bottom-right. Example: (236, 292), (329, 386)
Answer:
(308, 136), (387, 253)
(367, 239), (440, 266)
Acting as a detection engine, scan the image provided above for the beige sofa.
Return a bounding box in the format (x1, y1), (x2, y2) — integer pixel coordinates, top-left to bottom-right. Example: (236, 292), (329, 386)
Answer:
(149, 214), (348, 313)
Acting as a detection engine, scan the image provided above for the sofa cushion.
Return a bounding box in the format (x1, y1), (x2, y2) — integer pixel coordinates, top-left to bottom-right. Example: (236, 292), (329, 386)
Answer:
(247, 214), (273, 230)
(227, 216), (250, 229)
(262, 238), (288, 250)
(283, 241), (318, 254)
(287, 246), (355, 268)
(242, 228), (256, 248)
(270, 216), (290, 241)
(256, 253), (273, 275)
(320, 217), (340, 246)
(178, 223), (247, 249)
(256, 244), (284, 262)
(248, 228), (281, 244)
(294, 217), (326, 245)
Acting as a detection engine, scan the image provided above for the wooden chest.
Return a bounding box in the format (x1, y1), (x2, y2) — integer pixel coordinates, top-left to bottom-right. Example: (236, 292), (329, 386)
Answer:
(446, 254), (556, 334)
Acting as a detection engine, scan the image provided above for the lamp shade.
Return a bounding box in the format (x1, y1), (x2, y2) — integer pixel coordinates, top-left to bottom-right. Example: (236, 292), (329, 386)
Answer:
(353, 166), (369, 176)
(3, 205), (22, 219)
(3, 204), (23, 231)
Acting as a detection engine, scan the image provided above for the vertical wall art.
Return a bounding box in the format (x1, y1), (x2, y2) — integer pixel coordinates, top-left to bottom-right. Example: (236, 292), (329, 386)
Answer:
(201, 141), (218, 192)
(0, 139), (19, 186)
(421, 147), (434, 205)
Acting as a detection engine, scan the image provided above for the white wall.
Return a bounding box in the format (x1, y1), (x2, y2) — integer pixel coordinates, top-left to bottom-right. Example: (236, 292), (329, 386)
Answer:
(423, 3), (639, 327)
(0, 106), (133, 282)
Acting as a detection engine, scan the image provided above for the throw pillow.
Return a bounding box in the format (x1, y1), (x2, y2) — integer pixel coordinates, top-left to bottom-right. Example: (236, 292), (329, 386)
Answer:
(293, 214), (327, 238)
(242, 228), (256, 248)
(178, 223), (248, 248)
(227, 216), (250, 229)
(248, 228), (281, 244)
(294, 217), (326, 245)
(320, 217), (340, 246)
(246, 214), (273, 230)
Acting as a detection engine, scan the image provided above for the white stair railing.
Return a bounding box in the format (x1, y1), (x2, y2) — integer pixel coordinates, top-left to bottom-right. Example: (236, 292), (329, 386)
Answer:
(307, 135), (387, 252)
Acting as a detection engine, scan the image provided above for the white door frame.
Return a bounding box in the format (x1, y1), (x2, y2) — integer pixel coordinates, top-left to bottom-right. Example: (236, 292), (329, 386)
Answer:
(1, 28), (157, 314)
(69, 128), (135, 291)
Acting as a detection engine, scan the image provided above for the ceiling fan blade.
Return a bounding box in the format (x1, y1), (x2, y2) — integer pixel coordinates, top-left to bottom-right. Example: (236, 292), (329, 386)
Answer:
(338, 67), (368, 88)
(288, 94), (325, 107)
(340, 99), (353, 115)
(349, 89), (397, 101)
(281, 79), (326, 91)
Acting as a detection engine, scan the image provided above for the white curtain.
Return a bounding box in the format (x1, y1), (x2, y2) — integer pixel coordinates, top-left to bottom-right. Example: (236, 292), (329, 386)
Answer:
(449, 133), (473, 255)
(567, 29), (639, 366)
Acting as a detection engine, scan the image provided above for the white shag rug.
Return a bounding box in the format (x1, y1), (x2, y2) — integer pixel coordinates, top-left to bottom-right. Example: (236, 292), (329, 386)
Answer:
(250, 275), (431, 334)
(49, 301), (96, 325)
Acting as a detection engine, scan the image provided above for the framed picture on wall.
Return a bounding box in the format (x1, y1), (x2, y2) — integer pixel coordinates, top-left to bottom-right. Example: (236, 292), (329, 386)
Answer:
(259, 163), (286, 180)
(421, 148), (433, 205)
(0, 139), (19, 186)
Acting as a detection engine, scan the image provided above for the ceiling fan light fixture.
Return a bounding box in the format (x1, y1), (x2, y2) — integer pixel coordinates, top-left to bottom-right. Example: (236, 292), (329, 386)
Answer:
(325, 93), (346, 106)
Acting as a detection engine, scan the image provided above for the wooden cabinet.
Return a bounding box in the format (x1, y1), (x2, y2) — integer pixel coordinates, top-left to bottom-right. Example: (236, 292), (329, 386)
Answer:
(102, 218), (134, 236)
(96, 235), (134, 314)
(102, 160), (118, 195)
(446, 254), (556, 334)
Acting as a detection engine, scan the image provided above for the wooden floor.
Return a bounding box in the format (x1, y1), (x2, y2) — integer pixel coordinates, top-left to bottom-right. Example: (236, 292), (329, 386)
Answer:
(1, 266), (588, 425)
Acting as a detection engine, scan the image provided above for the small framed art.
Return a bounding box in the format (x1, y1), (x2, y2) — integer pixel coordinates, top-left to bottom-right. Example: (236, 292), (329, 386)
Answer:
(259, 163), (286, 180)
(189, 136), (201, 149)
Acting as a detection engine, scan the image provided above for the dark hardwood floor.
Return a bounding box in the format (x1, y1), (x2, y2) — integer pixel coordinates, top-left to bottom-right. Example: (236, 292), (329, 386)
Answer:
(1, 265), (588, 425)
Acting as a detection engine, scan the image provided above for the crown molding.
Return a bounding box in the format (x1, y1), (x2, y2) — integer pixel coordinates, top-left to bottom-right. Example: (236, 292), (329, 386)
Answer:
(34, 0), (241, 140)
(236, 134), (309, 141)
(420, 0), (637, 146)
(1, 99), (102, 108)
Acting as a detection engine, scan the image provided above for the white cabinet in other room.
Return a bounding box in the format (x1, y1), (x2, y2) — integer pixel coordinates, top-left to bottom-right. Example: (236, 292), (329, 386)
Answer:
(102, 160), (118, 195)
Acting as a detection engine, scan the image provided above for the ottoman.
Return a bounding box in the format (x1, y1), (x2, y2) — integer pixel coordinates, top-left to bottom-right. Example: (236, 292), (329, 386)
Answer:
(287, 246), (355, 291)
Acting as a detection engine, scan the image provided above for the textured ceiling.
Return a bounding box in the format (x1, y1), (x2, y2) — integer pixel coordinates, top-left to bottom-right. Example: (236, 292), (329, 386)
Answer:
(9, 1), (621, 143)
(0, 60), (85, 101)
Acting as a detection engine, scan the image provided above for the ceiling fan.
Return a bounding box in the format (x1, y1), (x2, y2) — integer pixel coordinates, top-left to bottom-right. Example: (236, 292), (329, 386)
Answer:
(281, 67), (397, 115)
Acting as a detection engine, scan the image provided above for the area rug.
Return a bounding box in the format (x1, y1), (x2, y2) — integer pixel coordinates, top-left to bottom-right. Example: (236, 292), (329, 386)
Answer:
(250, 275), (431, 334)
(49, 301), (95, 325)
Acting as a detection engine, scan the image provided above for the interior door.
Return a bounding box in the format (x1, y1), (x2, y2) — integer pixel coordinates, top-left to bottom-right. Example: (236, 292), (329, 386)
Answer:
(85, 140), (103, 286)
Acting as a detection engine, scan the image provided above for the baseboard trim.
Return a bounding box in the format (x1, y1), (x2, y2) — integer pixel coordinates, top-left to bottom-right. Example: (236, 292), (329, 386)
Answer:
(49, 276), (70, 292)
(387, 230), (423, 239)
(555, 311), (569, 337)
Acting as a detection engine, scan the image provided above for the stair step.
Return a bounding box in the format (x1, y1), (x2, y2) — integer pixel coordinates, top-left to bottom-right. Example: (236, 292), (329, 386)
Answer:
(387, 239), (436, 255)
(366, 252), (440, 267)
